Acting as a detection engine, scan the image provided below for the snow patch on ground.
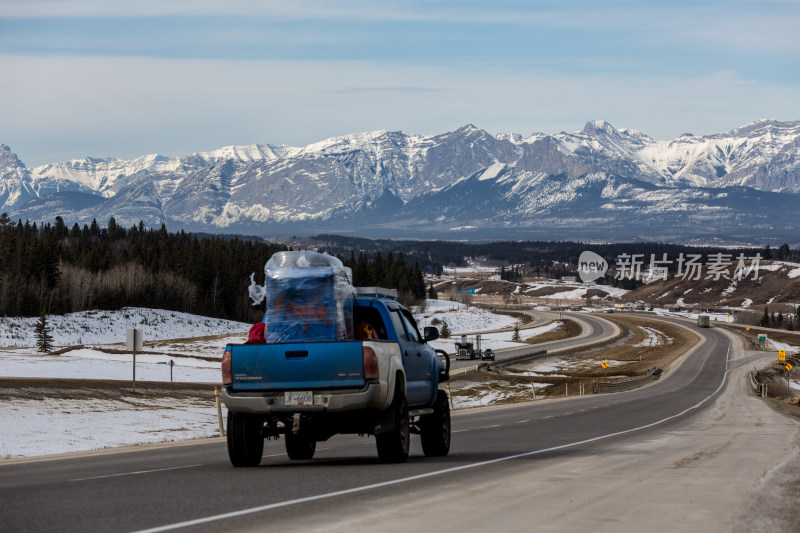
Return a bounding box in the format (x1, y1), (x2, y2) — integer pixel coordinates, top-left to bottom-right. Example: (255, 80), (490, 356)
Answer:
(414, 301), (519, 335)
(634, 327), (672, 348)
(0, 349), (220, 382)
(767, 340), (798, 354)
(0, 308), (249, 348)
(1, 397), (225, 459)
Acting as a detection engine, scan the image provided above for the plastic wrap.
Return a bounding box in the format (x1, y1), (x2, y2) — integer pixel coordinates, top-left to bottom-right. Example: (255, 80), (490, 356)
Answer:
(264, 251), (356, 343)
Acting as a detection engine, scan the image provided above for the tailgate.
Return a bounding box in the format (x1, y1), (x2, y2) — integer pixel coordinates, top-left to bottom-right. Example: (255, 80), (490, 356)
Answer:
(229, 341), (366, 391)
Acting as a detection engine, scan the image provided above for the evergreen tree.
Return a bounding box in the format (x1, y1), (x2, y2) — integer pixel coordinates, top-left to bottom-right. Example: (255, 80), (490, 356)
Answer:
(760, 307), (770, 327)
(35, 311), (54, 353)
(512, 325), (521, 341)
(764, 245), (772, 260)
(427, 283), (438, 300)
(777, 311), (784, 329)
(439, 320), (451, 338)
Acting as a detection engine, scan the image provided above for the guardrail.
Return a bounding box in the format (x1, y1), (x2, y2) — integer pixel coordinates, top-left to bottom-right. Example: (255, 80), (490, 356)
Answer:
(749, 371), (767, 397)
(595, 366), (662, 393)
(447, 349), (549, 376)
(491, 349), (548, 368)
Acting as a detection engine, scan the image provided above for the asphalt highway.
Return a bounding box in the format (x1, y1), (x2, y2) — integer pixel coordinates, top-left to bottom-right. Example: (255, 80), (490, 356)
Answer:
(0, 315), (730, 533)
(449, 311), (618, 371)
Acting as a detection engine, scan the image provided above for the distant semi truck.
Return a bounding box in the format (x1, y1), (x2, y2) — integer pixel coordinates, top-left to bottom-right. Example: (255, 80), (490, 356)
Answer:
(697, 314), (710, 328)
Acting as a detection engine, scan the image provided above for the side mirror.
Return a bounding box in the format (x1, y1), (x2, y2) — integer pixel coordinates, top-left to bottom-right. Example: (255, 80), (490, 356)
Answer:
(424, 326), (439, 342)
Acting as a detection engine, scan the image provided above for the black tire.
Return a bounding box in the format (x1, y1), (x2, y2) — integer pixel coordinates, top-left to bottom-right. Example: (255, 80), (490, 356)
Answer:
(285, 433), (316, 460)
(420, 390), (451, 457)
(376, 386), (410, 463)
(227, 411), (264, 467)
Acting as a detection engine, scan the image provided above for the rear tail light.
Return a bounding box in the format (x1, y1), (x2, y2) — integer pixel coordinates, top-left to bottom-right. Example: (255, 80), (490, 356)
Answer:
(363, 346), (378, 380)
(222, 350), (232, 384)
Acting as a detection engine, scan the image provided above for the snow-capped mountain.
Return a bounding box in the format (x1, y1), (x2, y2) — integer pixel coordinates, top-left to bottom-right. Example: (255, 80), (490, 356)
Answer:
(3, 119), (800, 243)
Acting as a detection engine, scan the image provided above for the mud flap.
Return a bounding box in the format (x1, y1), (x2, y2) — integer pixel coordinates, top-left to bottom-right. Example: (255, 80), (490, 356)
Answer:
(373, 404), (396, 435)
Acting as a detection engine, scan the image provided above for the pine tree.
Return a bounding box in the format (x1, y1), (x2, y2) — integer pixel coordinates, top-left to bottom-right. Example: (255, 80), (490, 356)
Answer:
(440, 320), (451, 338)
(760, 307), (770, 327)
(512, 325), (521, 341)
(35, 311), (54, 353)
(427, 283), (438, 300)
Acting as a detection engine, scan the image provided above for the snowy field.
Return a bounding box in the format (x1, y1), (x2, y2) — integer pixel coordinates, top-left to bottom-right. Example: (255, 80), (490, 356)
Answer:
(0, 308), (249, 348)
(1, 396), (224, 459)
(1, 301), (529, 459)
(0, 349), (222, 382)
(414, 299), (519, 333)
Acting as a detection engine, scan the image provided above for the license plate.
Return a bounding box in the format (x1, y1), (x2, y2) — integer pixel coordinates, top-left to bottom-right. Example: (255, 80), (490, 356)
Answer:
(285, 391), (313, 406)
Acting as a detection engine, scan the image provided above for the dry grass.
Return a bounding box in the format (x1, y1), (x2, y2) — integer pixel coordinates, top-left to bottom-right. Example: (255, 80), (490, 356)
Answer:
(523, 318), (581, 345)
(622, 261), (800, 307)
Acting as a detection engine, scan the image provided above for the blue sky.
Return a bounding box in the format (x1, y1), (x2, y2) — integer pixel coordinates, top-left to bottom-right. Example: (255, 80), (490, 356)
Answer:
(2, 0), (799, 166)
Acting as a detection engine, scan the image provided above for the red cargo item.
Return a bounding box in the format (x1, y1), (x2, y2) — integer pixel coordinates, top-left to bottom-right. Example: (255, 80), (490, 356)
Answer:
(245, 322), (266, 344)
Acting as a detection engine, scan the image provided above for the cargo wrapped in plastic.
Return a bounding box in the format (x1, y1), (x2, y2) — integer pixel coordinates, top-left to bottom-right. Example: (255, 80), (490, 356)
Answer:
(264, 251), (356, 343)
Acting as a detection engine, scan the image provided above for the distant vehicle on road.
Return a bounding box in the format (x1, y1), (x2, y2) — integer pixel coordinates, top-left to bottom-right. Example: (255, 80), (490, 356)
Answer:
(697, 314), (710, 328)
(482, 349), (495, 361)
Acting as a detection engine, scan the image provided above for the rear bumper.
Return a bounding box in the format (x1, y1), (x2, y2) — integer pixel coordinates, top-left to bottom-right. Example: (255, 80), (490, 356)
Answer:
(221, 382), (384, 415)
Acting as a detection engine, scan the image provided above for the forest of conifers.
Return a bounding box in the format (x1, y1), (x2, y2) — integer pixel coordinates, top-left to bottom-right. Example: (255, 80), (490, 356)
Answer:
(0, 215), (427, 322)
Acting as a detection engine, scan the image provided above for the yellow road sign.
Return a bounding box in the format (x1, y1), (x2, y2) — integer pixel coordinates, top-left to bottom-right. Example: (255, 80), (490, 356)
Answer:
(779, 350), (786, 361)
(601, 361), (608, 369)
(746, 327), (750, 331)
(786, 363), (793, 372)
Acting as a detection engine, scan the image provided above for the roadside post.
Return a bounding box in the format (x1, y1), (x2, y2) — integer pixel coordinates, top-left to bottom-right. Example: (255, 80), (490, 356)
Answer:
(159, 359), (175, 381)
(786, 363), (793, 395)
(215, 388), (225, 437)
(126, 328), (143, 393)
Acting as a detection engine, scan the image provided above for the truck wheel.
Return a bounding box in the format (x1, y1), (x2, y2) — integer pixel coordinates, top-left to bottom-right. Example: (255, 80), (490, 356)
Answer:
(420, 390), (451, 457)
(227, 411), (264, 467)
(376, 386), (410, 463)
(285, 433), (316, 460)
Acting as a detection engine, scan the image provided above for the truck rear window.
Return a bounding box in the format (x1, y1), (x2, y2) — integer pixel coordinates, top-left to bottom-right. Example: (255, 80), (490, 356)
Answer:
(353, 306), (388, 340)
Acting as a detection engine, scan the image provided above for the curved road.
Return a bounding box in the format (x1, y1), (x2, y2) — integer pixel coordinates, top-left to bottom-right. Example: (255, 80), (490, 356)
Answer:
(449, 312), (618, 371)
(0, 315), (740, 532)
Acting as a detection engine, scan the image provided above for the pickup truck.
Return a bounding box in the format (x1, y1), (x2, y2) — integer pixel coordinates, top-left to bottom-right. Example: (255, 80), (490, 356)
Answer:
(221, 287), (451, 466)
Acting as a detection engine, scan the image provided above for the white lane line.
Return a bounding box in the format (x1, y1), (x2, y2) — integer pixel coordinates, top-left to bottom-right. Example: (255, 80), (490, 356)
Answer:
(515, 420), (531, 424)
(135, 337), (731, 533)
(71, 464), (202, 482)
(137, 339), (732, 533)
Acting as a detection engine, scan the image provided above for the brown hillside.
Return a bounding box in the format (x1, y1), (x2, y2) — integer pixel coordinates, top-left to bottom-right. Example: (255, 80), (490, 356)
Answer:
(622, 262), (800, 308)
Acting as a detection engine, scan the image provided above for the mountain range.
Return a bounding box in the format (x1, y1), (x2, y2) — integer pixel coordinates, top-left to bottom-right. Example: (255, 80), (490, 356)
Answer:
(2, 118), (800, 243)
